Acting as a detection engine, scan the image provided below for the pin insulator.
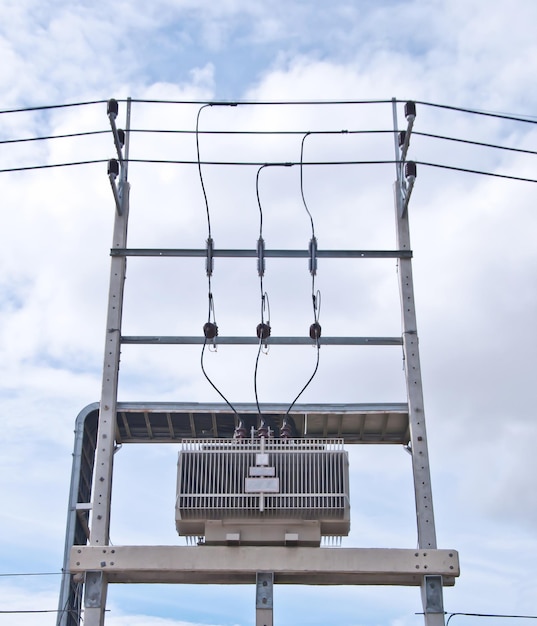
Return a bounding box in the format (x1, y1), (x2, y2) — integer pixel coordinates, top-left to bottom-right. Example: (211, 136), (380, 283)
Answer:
(234, 419), (248, 439)
(309, 322), (322, 340)
(117, 128), (125, 147)
(256, 323), (271, 340)
(107, 159), (119, 177)
(404, 101), (416, 119)
(398, 130), (406, 147)
(203, 322), (218, 339)
(107, 99), (119, 118)
(405, 161), (417, 179)
(281, 416), (298, 438)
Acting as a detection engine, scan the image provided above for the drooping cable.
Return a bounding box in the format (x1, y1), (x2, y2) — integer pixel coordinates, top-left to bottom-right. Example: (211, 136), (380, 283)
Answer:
(254, 164), (272, 432)
(281, 133), (323, 435)
(200, 294), (239, 417)
(196, 103), (240, 420)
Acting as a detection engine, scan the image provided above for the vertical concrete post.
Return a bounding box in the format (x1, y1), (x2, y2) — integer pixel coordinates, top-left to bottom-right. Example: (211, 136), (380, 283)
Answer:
(85, 99), (131, 626)
(392, 99), (445, 626)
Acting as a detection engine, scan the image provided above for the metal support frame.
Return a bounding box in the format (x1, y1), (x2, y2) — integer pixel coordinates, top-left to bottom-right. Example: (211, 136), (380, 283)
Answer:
(58, 98), (457, 626)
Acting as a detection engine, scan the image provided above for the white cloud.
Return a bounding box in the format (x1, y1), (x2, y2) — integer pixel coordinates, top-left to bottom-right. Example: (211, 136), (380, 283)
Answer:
(2, 1), (537, 625)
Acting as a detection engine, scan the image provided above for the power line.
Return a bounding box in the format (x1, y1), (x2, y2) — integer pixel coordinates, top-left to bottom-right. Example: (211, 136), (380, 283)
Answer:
(0, 130), (108, 144)
(416, 160), (537, 183)
(2, 158), (537, 184)
(3, 128), (537, 162)
(0, 609), (64, 614)
(0, 99), (108, 115)
(446, 613), (537, 624)
(2, 97), (537, 126)
(413, 131), (537, 156)
(414, 100), (537, 124)
(0, 571), (61, 577)
(0, 159), (107, 173)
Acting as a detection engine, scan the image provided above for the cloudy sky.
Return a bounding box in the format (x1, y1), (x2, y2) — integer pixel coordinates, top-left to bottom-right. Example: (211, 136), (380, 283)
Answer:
(1, 1), (537, 625)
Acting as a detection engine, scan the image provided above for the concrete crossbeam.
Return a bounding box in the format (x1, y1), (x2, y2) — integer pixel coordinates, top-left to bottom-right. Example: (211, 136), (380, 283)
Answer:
(70, 546), (459, 586)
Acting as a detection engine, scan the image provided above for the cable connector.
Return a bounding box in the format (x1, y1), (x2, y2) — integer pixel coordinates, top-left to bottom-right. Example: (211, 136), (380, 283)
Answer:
(257, 237), (265, 277)
(308, 236), (318, 276)
(206, 237), (214, 277)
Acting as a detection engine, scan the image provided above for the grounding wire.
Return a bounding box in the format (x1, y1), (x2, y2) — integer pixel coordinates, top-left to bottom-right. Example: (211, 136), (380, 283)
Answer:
(196, 103), (240, 418)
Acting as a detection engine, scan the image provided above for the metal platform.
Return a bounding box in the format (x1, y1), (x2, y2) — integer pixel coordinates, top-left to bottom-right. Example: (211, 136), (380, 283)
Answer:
(111, 402), (410, 445)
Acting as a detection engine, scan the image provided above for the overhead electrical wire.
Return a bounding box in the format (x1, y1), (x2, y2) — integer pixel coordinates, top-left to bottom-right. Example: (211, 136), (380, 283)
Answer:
(3, 127), (537, 161)
(0, 129), (109, 144)
(3, 96), (537, 124)
(0, 99), (108, 115)
(0, 571), (62, 577)
(415, 99), (537, 124)
(2, 157), (537, 184)
(445, 612), (537, 624)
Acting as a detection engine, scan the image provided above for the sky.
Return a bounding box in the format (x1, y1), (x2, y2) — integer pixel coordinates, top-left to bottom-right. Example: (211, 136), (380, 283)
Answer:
(1, 0), (537, 625)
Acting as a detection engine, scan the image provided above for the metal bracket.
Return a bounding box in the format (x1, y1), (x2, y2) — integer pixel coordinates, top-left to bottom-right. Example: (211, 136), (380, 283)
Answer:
(84, 571), (105, 609)
(256, 571), (274, 609)
(423, 575), (444, 614)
